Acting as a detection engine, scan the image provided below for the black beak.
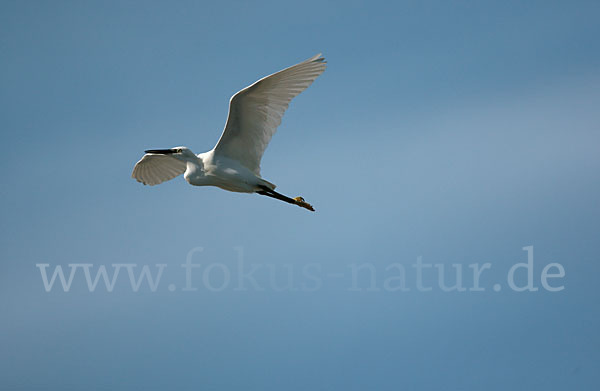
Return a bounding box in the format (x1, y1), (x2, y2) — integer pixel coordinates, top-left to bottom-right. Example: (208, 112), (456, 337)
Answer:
(145, 149), (175, 155)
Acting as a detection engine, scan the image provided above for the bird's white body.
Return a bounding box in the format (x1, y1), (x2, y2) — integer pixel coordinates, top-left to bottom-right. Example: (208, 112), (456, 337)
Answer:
(184, 150), (273, 193)
(131, 53), (326, 211)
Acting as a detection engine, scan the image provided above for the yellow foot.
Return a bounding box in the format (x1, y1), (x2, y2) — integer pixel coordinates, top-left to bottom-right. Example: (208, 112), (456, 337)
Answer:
(293, 196), (315, 212)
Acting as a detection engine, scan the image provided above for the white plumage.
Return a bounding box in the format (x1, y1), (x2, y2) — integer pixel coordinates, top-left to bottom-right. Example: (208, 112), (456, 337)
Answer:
(132, 153), (186, 186)
(131, 54), (326, 211)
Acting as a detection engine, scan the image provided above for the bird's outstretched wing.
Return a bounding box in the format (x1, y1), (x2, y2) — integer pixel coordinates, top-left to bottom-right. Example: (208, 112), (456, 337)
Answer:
(213, 53), (326, 175)
(131, 154), (187, 186)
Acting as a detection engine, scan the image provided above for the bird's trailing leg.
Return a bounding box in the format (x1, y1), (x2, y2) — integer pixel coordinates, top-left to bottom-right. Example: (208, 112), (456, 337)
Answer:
(257, 186), (315, 212)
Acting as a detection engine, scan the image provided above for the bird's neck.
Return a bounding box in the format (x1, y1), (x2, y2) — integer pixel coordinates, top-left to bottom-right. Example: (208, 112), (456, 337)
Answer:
(183, 155), (206, 185)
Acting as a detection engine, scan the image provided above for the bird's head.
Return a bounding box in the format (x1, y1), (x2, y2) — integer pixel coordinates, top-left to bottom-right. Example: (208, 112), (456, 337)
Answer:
(145, 146), (197, 161)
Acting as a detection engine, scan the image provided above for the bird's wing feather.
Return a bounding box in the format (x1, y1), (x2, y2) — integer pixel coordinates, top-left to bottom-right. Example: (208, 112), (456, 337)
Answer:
(213, 53), (326, 175)
(131, 154), (187, 186)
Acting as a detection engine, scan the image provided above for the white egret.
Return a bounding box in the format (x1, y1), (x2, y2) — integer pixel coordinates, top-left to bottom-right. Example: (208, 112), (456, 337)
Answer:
(132, 53), (326, 211)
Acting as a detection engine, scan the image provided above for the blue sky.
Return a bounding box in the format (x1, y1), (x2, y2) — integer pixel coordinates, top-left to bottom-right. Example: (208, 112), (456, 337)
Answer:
(1, 1), (599, 389)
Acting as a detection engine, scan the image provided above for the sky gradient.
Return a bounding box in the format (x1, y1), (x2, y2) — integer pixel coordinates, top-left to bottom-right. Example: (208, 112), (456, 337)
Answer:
(1, 1), (600, 389)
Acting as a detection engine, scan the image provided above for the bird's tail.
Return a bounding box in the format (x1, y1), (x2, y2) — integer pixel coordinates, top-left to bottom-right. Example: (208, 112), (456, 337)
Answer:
(259, 178), (276, 191)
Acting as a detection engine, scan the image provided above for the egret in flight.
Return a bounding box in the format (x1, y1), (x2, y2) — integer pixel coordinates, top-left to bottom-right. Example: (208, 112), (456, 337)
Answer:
(132, 53), (326, 211)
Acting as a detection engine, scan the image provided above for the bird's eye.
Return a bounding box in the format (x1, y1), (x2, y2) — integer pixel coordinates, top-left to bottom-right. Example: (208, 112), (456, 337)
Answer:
(177, 148), (182, 153)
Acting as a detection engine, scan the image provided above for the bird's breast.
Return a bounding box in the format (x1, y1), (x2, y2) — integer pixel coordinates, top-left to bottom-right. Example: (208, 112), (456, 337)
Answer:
(184, 162), (208, 186)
